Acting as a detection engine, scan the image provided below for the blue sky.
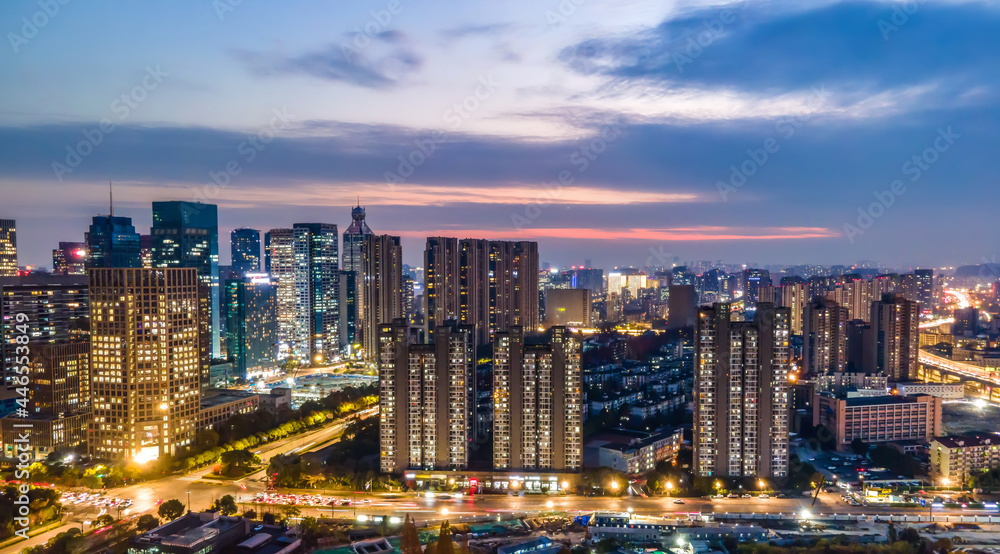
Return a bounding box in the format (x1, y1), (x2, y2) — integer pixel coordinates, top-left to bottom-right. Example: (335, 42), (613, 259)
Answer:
(0, 0), (997, 269)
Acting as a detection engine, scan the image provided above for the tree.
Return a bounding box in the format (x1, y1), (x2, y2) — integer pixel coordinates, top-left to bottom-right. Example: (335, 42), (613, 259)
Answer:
(137, 514), (160, 531)
(596, 537), (621, 554)
(723, 536), (739, 552)
(899, 527), (921, 545)
(219, 449), (259, 477)
(158, 499), (185, 521)
(436, 520), (455, 554)
(94, 514), (116, 527)
(400, 515), (422, 554)
(242, 510), (258, 520)
(212, 495), (238, 516)
(888, 523), (899, 544)
(262, 512), (277, 525)
(195, 429), (220, 452)
(850, 438), (867, 457)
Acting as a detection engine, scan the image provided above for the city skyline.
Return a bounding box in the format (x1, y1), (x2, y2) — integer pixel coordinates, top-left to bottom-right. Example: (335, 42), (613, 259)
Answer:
(1, 0), (998, 269)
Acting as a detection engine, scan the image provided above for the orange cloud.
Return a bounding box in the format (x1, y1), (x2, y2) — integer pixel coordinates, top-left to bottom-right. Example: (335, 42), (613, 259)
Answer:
(389, 226), (840, 241)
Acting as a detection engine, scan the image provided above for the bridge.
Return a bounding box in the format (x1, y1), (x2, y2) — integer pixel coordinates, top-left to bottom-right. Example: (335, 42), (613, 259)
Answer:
(919, 349), (1000, 402)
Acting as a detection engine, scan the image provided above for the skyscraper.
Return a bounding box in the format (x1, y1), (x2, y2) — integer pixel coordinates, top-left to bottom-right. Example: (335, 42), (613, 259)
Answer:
(694, 303), (790, 478)
(230, 228), (261, 276)
(666, 284), (697, 330)
(742, 268), (771, 311)
(151, 201), (221, 358)
(52, 242), (88, 275)
(362, 234), (403, 358)
(342, 205), (373, 349)
(264, 224), (339, 364)
(88, 268), (202, 462)
(86, 215), (142, 269)
(225, 273), (278, 382)
(870, 293), (920, 381)
(0, 219), (17, 276)
(914, 268), (934, 311)
(493, 326), (582, 472)
(779, 276), (807, 335)
(378, 319), (476, 473)
(802, 297), (849, 376)
(489, 241), (540, 337)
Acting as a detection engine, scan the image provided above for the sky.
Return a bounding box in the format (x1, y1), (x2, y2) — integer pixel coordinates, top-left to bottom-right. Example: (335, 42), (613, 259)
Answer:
(0, 0), (997, 270)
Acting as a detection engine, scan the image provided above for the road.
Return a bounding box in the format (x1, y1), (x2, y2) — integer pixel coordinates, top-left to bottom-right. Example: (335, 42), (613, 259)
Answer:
(920, 349), (1000, 387)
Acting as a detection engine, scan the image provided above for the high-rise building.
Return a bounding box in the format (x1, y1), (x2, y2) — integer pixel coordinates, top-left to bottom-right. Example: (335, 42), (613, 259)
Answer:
(914, 269), (934, 311)
(543, 288), (591, 327)
(694, 303), (790, 478)
(362, 234), (403, 358)
(0, 220), (15, 277)
(151, 201), (221, 357)
(378, 319), (476, 473)
(0, 275), (89, 412)
(742, 268), (771, 310)
(264, 224), (339, 364)
(87, 215), (141, 269)
(230, 228), (261, 276)
(493, 327), (582, 471)
(225, 273), (278, 382)
(802, 297), (849, 376)
(140, 234), (152, 268)
(779, 276), (807, 335)
(52, 242), (88, 275)
(666, 284), (697, 330)
(338, 270), (359, 354)
(402, 274), (415, 324)
(88, 268), (203, 462)
(489, 241), (540, 337)
(869, 293), (920, 381)
(342, 205), (374, 349)
(845, 319), (874, 373)
(953, 306), (979, 337)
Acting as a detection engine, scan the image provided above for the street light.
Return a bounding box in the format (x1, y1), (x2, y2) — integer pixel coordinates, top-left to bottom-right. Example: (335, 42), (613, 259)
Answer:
(666, 481), (674, 498)
(609, 480), (620, 492)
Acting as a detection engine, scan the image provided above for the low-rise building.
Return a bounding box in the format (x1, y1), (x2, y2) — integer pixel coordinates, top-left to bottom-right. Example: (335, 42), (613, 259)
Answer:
(597, 428), (683, 475)
(588, 512), (679, 544)
(930, 435), (1000, 482)
(199, 390), (259, 430)
(129, 512), (299, 554)
(813, 393), (942, 451)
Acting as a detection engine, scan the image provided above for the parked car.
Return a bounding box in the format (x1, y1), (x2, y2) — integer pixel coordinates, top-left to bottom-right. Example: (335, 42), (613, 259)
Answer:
(673, 499), (685, 504)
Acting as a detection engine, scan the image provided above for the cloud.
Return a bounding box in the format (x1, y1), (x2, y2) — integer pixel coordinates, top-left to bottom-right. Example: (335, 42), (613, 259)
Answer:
(560, 1), (1000, 108)
(393, 226), (840, 241)
(440, 22), (516, 40)
(236, 33), (423, 89)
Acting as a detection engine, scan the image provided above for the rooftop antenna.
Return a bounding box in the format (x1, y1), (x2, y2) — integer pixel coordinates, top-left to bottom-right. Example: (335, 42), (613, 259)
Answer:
(109, 181), (114, 217)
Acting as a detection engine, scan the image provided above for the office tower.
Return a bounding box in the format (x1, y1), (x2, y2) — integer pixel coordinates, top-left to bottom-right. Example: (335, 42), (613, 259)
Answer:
(0, 274), (90, 412)
(869, 293), (920, 381)
(779, 276), (807, 335)
(230, 228), (261, 276)
(543, 288), (591, 327)
(88, 268), (202, 462)
(607, 270), (648, 301)
(52, 242), (88, 275)
(0, 220), (15, 276)
(140, 234), (152, 268)
(575, 268), (604, 298)
(424, 238), (538, 344)
(86, 215), (142, 269)
(802, 297), (849, 376)
(338, 270), (359, 354)
(151, 201), (221, 358)
(694, 303), (790, 478)
(265, 228), (300, 360)
(363, 234), (403, 358)
(742, 268), (771, 310)
(264, 224), (339, 364)
(666, 284), (697, 329)
(225, 273), (278, 382)
(914, 269), (934, 311)
(953, 306), (979, 337)
(490, 241), (540, 335)
(493, 327), (582, 471)
(342, 205), (374, 348)
(672, 266), (695, 286)
(378, 319), (476, 473)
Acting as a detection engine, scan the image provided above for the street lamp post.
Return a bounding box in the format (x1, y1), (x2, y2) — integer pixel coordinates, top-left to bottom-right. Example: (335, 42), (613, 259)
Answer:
(187, 490), (191, 513)
(666, 481), (674, 498)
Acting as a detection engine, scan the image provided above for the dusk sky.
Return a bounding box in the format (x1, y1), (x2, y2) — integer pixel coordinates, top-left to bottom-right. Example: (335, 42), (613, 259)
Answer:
(1, 0), (997, 270)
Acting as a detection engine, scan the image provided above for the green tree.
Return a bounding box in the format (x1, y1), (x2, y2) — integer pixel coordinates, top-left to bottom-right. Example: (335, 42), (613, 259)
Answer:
(436, 520), (455, 554)
(158, 499), (185, 521)
(94, 514), (115, 527)
(596, 537), (621, 554)
(888, 523), (899, 544)
(219, 449), (259, 477)
(850, 437), (867, 457)
(213, 495), (238, 516)
(400, 515), (422, 554)
(242, 510), (258, 520)
(137, 514), (160, 531)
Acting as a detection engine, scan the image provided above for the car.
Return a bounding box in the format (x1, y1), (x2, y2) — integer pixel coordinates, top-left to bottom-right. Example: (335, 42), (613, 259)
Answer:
(727, 493), (739, 498)
(712, 494), (724, 499)
(776, 494), (787, 499)
(760, 494), (770, 499)
(673, 499), (685, 504)
(742, 494), (752, 498)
